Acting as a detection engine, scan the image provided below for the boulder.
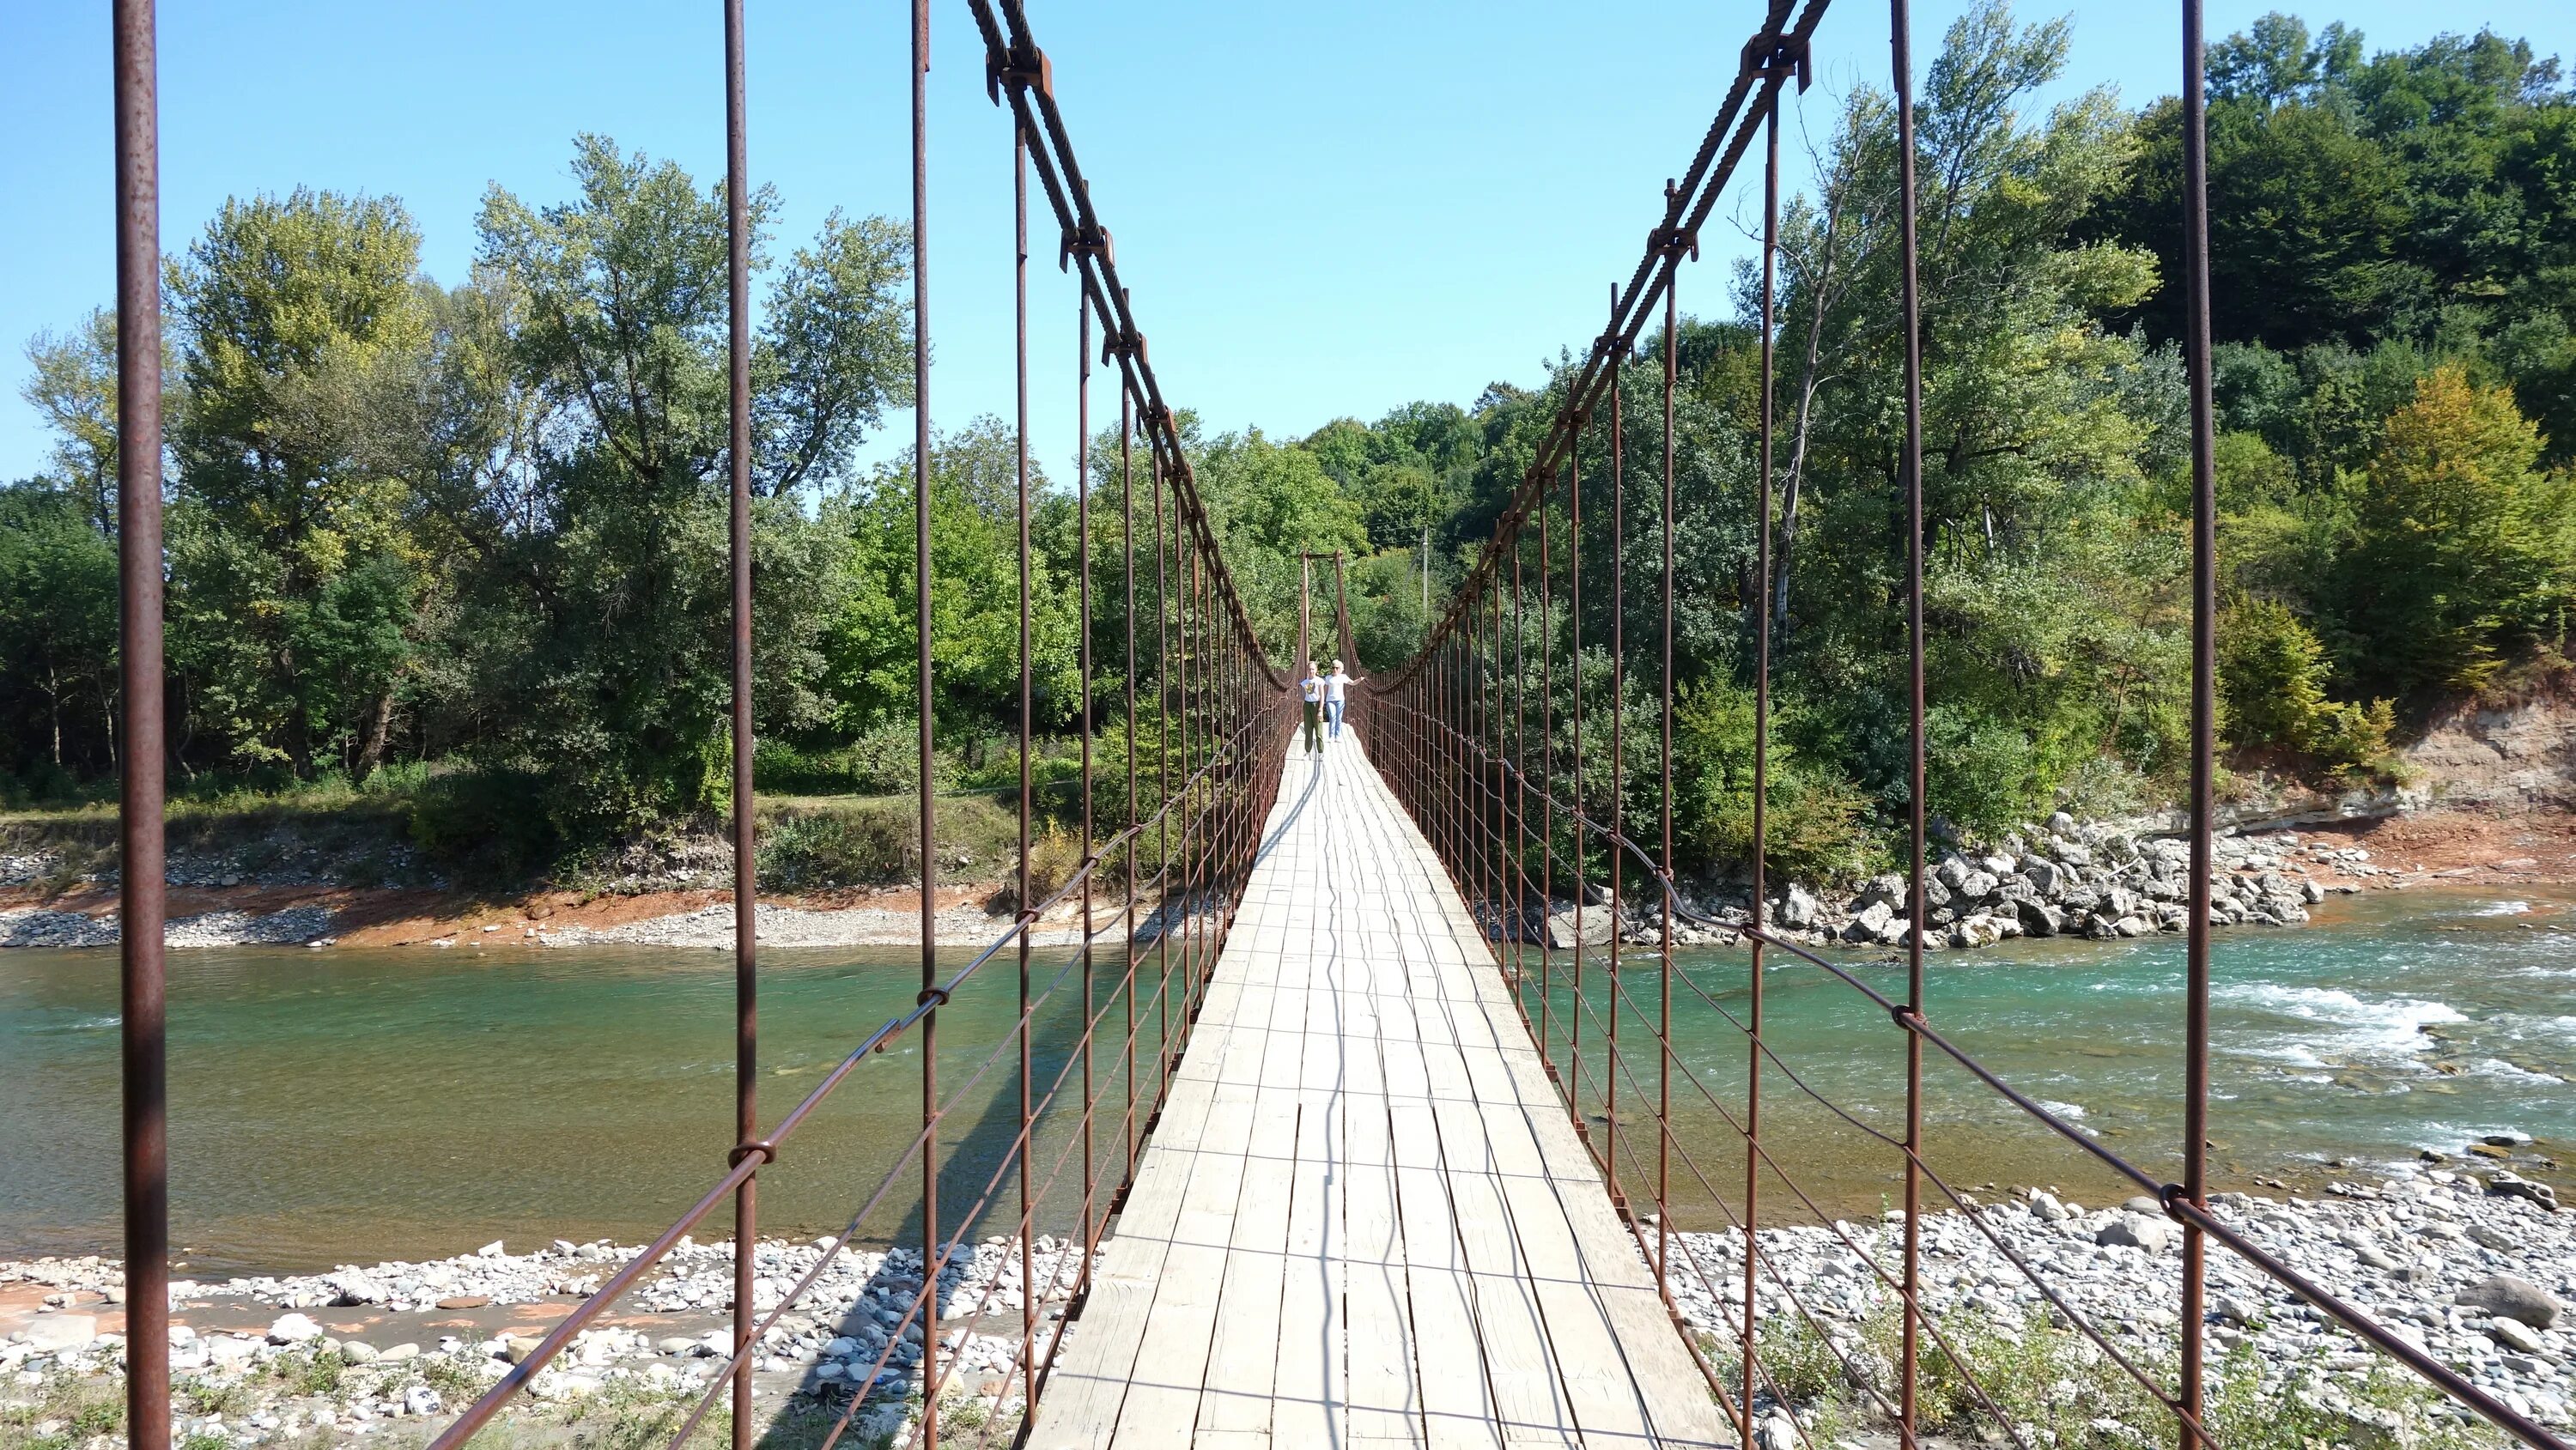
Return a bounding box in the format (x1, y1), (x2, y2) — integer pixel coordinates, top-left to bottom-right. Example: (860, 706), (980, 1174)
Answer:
(2015, 899), (2063, 937)
(1956, 869), (1998, 903)
(2488, 1316), (2547, 1354)
(2048, 810), (2076, 834)
(328, 1271), (388, 1306)
(1776, 883), (1820, 930)
(20, 1313), (99, 1352)
(1935, 856), (1971, 893)
(1844, 901), (1894, 943)
(2458, 1273), (2559, 1329)
(1545, 907), (1613, 950)
(2097, 1214), (2175, 1253)
(2020, 858), (2068, 895)
(267, 1313), (325, 1344)
(2112, 915), (2153, 938)
(1953, 913), (2005, 949)
(1855, 873), (1905, 911)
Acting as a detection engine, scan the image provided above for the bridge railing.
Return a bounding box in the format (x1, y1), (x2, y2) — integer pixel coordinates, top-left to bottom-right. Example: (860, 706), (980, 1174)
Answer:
(382, 2), (1297, 1447)
(1361, 3), (2570, 1449)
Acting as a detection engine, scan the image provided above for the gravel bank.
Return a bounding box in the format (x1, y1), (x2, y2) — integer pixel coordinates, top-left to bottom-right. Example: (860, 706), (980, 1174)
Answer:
(9, 1168), (2568, 1447)
(1665, 1167), (2573, 1440)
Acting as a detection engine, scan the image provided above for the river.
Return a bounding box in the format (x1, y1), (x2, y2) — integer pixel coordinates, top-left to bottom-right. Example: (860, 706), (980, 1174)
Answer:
(3, 886), (2567, 1274)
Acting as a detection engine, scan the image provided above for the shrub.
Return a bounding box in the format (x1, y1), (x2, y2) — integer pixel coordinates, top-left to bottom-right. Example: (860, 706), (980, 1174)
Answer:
(1672, 677), (1880, 885)
(758, 807), (920, 888)
(408, 767), (562, 885)
(2219, 597), (2396, 776)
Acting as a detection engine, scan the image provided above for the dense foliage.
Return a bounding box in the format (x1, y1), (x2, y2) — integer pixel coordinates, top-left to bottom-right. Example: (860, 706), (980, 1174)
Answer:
(6, 7), (2573, 887)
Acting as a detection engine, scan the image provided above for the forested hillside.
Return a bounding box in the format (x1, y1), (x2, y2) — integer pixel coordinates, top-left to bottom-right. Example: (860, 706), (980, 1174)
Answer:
(5, 6), (2573, 888)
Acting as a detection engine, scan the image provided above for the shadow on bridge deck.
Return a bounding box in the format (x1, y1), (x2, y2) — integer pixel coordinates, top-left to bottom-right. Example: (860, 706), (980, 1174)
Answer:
(1026, 731), (1730, 1449)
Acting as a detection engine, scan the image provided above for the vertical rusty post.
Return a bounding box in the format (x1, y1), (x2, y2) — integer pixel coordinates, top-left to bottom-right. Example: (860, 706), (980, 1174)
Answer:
(1012, 115), (1037, 1415)
(1657, 215), (1680, 1301)
(1185, 540), (1205, 1022)
(1152, 450), (1173, 1093)
(1121, 390), (1139, 1184)
(112, 7), (169, 1449)
(1300, 555), (1313, 676)
(1075, 288), (1097, 1344)
(1539, 502), (1557, 1085)
(722, 4), (758, 1442)
(1512, 537), (1528, 997)
(1891, 0), (1929, 1435)
(1745, 103), (1782, 1441)
(1494, 572), (1509, 950)
(1566, 438), (1584, 1133)
(2178, 0), (2218, 1441)
(909, 0), (941, 1436)
(1606, 298), (1625, 1209)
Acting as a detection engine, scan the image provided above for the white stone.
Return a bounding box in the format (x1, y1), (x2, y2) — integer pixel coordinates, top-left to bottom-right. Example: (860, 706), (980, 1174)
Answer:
(266, 1313), (325, 1344)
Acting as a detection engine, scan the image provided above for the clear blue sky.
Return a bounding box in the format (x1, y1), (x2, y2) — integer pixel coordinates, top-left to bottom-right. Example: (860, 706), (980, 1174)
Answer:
(3, 0), (2569, 487)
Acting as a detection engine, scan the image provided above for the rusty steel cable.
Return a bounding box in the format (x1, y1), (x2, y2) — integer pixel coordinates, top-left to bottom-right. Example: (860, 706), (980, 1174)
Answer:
(427, 4), (1297, 1444)
(1382, 689), (2572, 1446)
(1360, 0), (2572, 1444)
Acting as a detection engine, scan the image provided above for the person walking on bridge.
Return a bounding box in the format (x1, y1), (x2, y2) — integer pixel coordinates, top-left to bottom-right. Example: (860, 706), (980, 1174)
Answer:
(1300, 659), (1326, 755)
(1325, 658), (1363, 742)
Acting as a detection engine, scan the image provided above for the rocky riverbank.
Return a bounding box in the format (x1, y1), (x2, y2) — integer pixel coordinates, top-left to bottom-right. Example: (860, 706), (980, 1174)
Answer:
(1505, 817), (2370, 954)
(10, 1164), (2569, 1449)
(4, 1230), (1085, 1449)
(0, 889), (1194, 953)
(1664, 1164), (2572, 1443)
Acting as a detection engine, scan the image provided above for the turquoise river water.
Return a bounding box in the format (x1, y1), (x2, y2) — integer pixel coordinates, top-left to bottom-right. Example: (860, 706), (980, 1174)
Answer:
(2, 886), (2567, 1274)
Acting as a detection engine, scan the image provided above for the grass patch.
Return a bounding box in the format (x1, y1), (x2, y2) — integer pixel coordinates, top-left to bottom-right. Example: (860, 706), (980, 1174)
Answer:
(1725, 1302), (2512, 1450)
(756, 792), (1024, 889)
(0, 1374), (125, 1450)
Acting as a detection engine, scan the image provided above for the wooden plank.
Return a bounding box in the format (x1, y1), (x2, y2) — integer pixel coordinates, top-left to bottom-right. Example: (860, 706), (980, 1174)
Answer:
(1110, 1080), (1258, 1447)
(1341, 1096), (1422, 1441)
(1035, 731), (1728, 1449)
(1388, 1099), (1504, 1450)
(1271, 1102), (1344, 1446)
(1194, 1093), (1297, 1436)
(1030, 1049), (1233, 1450)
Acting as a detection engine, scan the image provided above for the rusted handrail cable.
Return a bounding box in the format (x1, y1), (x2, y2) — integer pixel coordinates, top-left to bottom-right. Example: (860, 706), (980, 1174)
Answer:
(1378, 688), (2572, 1449)
(428, 6), (1292, 1441)
(1365, 0), (1823, 690)
(1361, 0), (2568, 1434)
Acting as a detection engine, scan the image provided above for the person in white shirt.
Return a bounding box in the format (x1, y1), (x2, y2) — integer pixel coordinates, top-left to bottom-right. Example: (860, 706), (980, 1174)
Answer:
(1325, 658), (1363, 741)
(1299, 660), (1325, 755)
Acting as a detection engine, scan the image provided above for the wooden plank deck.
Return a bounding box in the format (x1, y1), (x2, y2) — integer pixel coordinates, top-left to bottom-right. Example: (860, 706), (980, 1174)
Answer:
(1029, 731), (1731, 1449)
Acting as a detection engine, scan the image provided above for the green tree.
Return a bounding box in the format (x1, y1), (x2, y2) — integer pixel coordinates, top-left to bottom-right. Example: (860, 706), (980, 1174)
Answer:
(19, 311), (131, 535)
(2337, 363), (2575, 695)
(0, 482), (120, 786)
(462, 135), (910, 835)
(167, 187), (432, 778)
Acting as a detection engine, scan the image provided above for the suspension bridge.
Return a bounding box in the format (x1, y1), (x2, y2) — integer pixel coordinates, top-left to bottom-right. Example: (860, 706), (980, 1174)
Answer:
(85, 1), (2567, 1448)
